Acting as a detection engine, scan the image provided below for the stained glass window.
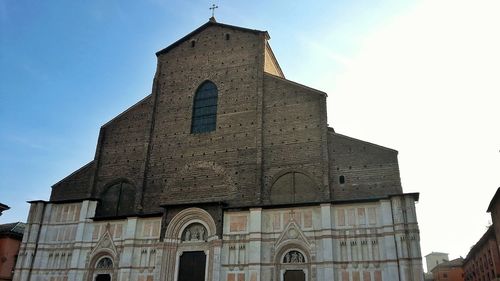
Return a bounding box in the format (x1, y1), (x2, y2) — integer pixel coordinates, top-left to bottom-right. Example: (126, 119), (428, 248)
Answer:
(191, 81), (218, 134)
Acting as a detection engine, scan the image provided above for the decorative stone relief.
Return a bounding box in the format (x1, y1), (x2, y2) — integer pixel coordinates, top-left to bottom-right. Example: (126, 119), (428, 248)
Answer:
(287, 228), (299, 239)
(283, 251), (305, 264)
(182, 223), (207, 242)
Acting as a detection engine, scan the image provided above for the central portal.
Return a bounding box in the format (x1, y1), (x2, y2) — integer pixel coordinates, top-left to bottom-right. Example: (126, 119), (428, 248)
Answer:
(178, 251), (206, 281)
(284, 270), (305, 281)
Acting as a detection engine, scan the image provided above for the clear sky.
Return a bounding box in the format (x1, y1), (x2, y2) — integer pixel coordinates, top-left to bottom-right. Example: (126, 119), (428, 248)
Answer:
(1, 0), (499, 270)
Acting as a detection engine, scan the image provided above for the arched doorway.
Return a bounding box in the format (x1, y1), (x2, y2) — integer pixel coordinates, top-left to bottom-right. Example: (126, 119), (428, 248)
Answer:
(176, 223), (209, 281)
(163, 207), (221, 281)
(91, 256), (114, 281)
(278, 250), (308, 281)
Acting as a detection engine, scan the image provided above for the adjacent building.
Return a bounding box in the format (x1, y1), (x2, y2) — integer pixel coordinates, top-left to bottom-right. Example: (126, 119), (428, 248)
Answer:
(488, 188), (500, 254)
(431, 258), (464, 281)
(0, 223), (25, 281)
(463, 226), (500, 281)
(426, 252), (450, 274)
(13, 18), (424, 281)
(463, 187), (500, 281)
(0, 204), (9, 217)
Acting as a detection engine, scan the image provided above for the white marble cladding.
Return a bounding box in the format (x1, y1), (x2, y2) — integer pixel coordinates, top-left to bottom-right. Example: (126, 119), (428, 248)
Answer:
(15, 194), (423, 281)
(13, 200), (162, 281)
(221, 196), (423, 281)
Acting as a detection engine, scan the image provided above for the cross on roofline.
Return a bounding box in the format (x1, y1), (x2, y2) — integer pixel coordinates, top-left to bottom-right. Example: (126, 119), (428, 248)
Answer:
(209, 4), (218, 18)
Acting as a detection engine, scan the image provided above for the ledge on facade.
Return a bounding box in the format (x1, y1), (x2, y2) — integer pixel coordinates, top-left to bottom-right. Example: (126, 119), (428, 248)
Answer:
(160, 201), (227, 209)
(27, 198), (99, 204)
(223, 192), (420, 211)
(91, 211), (163, 221)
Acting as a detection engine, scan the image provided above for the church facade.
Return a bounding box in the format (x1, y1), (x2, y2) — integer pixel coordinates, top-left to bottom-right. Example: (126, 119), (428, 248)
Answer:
(14, 19), (423, 281)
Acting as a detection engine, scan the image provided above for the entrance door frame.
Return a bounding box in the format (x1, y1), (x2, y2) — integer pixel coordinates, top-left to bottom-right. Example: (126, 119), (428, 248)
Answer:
(174, 249), (210, 281)
(173, 219), (211, 281)
(280, 268), (308, 281)
(282, 269), (307, 281)
(276, 248), (310, 281)
(94, 274), (112, 281)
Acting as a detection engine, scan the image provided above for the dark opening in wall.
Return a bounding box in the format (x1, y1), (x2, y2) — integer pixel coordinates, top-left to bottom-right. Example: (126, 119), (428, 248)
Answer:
(339, 175), (345, 184)
(191, 40), (196, 47)
(225, 33), (230, 40)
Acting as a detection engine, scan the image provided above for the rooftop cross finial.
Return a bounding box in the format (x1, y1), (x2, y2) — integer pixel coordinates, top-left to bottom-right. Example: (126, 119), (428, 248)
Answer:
(209, 4), (218, 18)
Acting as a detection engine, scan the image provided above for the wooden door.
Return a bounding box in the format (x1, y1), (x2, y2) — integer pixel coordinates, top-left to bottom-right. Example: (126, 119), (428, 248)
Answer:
(95, 274), (111, 281)
(284, 270), (305, 281)
(178, 251), (206, 281)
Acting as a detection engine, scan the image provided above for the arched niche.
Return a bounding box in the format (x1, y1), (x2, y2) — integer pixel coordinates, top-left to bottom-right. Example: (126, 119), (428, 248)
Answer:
(165, 208), (217, 241)
(181, 223), (208, 242)
(95, 180), (136, 217)
(270, 172), (320, 204)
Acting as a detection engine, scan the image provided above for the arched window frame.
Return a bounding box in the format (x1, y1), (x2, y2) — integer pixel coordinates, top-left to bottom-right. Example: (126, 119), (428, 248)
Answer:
(95, 257), (114, 269)
(191, 81), (218, 134)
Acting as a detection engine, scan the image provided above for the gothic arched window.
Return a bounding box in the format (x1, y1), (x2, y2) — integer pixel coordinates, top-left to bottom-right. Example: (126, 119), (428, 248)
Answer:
(191, 81), (218, 134)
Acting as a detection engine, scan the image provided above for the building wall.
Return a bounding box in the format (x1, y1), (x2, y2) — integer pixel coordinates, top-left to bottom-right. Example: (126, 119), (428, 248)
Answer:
(48, 22), (408, 213)
(143, 24), (268, 211)
(432, 266), (464, 281)
(327, 132), (402, 201)
(14, 201), (163, 281)
(489, 192), (500, 255)
(0, 236), (21, 281)
(15, 195), (423, 281)
(426, 253), (449, 273)
(262, 74), (328, 204)
(463, 230), (500, 281)
(18, 19), (424, 281)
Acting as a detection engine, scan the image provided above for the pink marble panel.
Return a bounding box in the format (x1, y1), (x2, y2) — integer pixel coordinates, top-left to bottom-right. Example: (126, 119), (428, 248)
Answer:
(230, 215), (248, 232)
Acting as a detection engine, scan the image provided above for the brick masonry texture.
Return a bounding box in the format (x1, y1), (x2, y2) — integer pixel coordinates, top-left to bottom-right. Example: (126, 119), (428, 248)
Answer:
(49, 21), (404, 216)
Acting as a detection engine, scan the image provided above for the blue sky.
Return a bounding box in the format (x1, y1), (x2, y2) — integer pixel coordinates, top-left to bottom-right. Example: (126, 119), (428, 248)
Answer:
(1, 0), (499, 267)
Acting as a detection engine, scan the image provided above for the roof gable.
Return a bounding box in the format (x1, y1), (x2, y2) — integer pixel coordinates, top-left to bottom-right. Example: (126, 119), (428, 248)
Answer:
(156, 18), (269, 56)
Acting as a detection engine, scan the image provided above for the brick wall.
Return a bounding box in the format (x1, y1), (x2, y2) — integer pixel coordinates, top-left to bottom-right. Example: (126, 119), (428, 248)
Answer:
(262, 74), (329, 203)
(50, 161), (94, 201)
(49, 21), (406, 215)
(142, 24), (266, 212)
(328, 131), (402, 200)
(92, 96), (153, 212)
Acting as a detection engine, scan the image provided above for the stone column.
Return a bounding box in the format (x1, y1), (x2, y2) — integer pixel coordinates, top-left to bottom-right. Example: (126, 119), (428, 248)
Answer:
(211, 239), (222, 281)
(380, 199), (400, 281)
(121, 217), (138, 280)
(69, 200), (93, 280)
(248, 208), (262, 281)
(320, 203), (334, 281)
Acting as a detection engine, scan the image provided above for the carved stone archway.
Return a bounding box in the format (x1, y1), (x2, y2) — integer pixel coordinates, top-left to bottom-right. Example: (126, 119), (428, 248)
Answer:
(275, 245), (311, 281)
(161, 207), (221, 281)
